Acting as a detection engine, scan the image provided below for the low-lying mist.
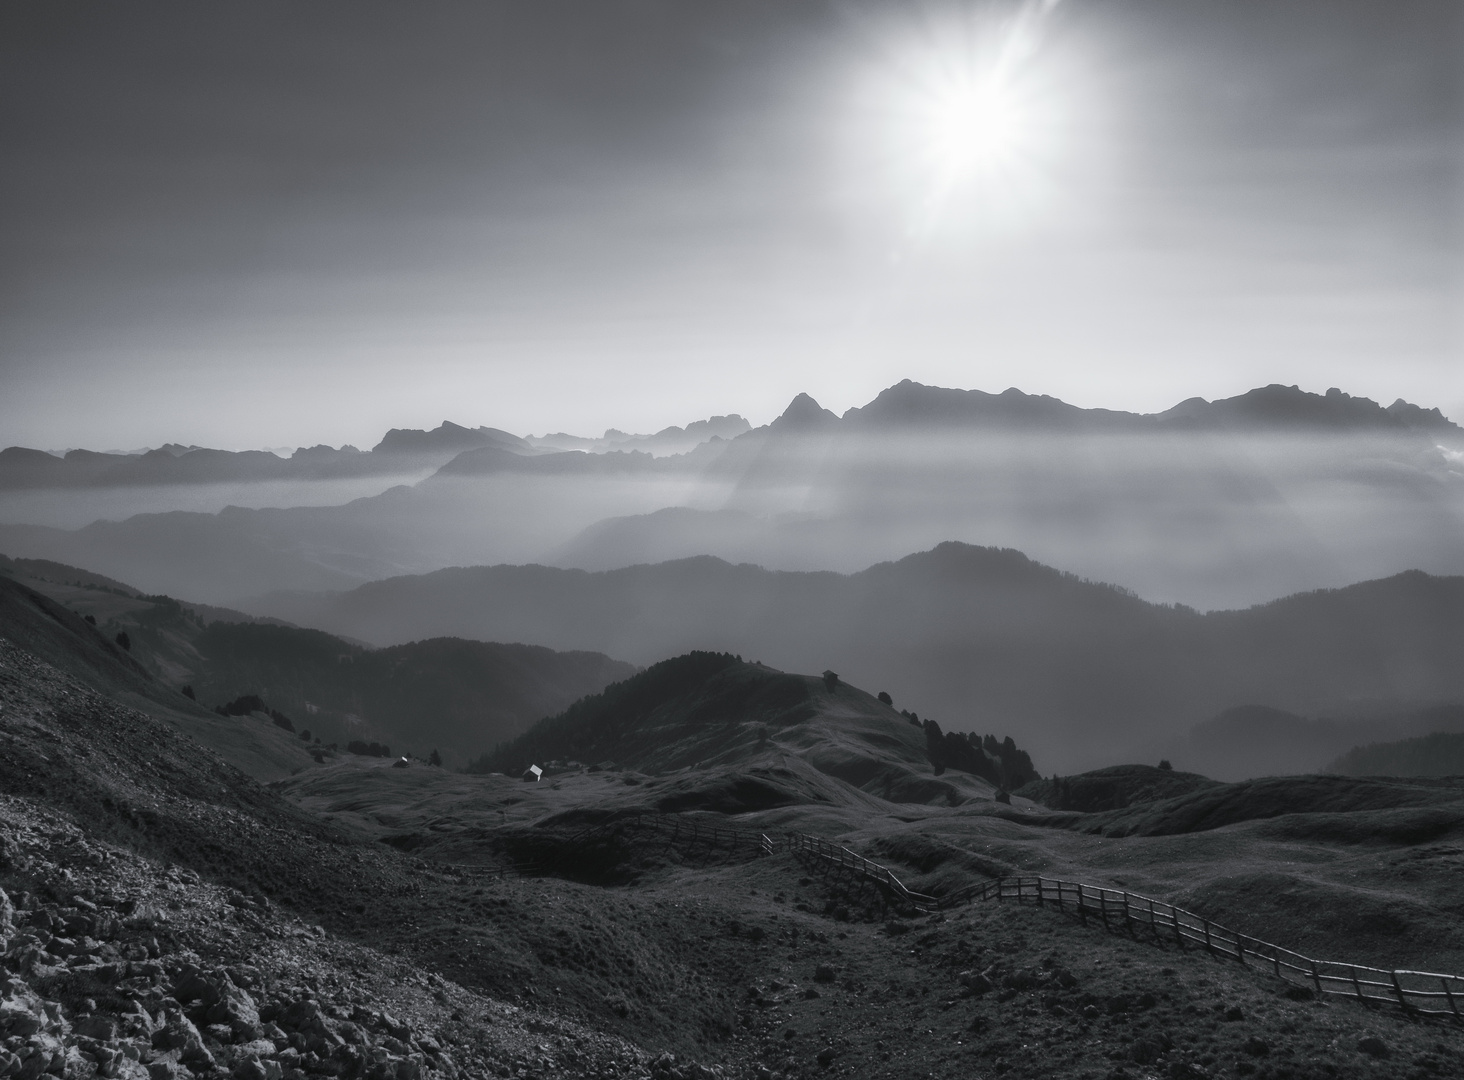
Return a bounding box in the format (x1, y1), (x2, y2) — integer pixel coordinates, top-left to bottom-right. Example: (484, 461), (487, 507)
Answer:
(0, 427), (1460, 611)
(0, 473), (436, 529)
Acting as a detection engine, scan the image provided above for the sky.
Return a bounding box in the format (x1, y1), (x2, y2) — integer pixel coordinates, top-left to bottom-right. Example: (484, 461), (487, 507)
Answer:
(1, 0), (1460, 451)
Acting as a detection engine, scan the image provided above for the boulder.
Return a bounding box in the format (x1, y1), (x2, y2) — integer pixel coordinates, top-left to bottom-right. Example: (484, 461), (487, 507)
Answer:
(1356, 1036), (1389, 1059)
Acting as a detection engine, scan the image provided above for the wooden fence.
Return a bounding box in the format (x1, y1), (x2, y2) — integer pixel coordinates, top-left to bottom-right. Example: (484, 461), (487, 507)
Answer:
(445, 811), (1464, 1021)
(784, 836), (1464, 1023)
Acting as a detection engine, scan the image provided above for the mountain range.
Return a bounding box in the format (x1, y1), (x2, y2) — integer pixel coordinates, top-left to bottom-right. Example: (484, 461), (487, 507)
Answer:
(0, 420), (533, 490)
(240, 541), (1464, 776)
(4, 382), (1458, 492)
(2, 381), (1461, 611)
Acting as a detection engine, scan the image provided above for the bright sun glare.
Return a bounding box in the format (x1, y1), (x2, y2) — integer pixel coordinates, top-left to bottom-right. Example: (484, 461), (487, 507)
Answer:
(866, 0), (1070, 235)
(926, 75), (1023, 178)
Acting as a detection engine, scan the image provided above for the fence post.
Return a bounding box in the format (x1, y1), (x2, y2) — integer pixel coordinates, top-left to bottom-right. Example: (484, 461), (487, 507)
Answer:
(1350, 967), (1366, 1005)
(1311, 961), (1322, 996)
(1390, 971), (1410, 1014)
(1203, 920), (1213, 955)
(1440, 976), (1461, 1024)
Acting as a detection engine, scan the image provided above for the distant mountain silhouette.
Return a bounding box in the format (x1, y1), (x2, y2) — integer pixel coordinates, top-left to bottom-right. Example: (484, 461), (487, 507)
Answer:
(1188, 702), (1464, 781)
(528, 414), (751, 456)
(1156, 384), (1463, 434)
(371, 420), (532, 456)
(245, 544), (1464, 775)
(837, 381), (1462, 437)
(4, 380), (1461, 614)
(0, 420), (532, 491)
(841, 382), (1136, 431)
(770, 393), (841, 433)
(5, 382), (1456, 494)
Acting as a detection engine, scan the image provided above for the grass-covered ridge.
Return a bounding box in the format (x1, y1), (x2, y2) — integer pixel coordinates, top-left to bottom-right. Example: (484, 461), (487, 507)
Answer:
(467, 651), (779, 774)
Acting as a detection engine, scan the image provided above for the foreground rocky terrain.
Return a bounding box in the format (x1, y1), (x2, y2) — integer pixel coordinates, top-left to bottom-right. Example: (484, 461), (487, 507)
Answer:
(0, 796), (671, 1080)
(5, 777), (1463, 1080)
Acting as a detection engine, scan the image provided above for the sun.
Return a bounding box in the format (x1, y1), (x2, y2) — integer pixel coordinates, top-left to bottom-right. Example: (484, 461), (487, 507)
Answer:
(853, 0), (1075, 235)
(925, 74), (1025, 180)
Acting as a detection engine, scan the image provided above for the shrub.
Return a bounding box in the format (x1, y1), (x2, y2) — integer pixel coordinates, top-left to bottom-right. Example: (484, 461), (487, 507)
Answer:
(299, 729), (312, 742)
(84, 615), (96, 626)
(212, 694), (295, 732)
(180, 685), (195, 700)
(1158, 759), (1173, 771)
(114, 631), (131, 651)
(877, 691), (893, 706)
(216, 694), (266, 717)
(429, 749), (442, 767)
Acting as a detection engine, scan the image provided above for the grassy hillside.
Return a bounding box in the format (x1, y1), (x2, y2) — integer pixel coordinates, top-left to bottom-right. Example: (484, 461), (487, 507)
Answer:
(469, 652), (1039, 807)
(1016, 763), (1218, 811)
(1, 554), (637, 769)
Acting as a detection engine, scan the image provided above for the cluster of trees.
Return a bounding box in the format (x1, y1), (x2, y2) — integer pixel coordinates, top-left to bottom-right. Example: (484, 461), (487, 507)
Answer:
(347, 740), (392, 758)
(213, 693), (296, 732)
(921, 717), (1039, 789)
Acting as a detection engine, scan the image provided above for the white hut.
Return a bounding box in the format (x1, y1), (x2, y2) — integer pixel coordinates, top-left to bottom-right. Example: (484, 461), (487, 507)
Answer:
(522, 764), (543, 782)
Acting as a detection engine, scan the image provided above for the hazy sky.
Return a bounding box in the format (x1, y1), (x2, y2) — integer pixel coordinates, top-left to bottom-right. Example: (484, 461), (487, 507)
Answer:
(2, 0), (1460, 451)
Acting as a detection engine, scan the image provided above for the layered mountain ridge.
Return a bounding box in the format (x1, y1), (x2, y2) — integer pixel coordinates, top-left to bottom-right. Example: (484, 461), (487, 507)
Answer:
(245, 542), (1464, 776)
(4, 382), (1458, 493)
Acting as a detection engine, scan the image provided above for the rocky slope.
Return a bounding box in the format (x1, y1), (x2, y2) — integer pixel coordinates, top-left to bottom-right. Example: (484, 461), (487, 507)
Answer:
(0, 796), (672, 1080)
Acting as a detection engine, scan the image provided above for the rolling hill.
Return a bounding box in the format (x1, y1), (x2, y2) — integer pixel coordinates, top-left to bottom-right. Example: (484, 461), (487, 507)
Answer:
(469, 651), (1039, 809)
